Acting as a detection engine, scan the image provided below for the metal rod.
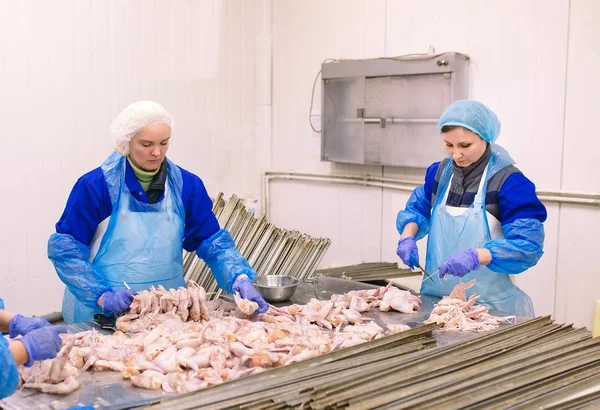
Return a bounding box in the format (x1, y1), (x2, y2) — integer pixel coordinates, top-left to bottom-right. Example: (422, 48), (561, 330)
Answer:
(262, 171), (600, 220)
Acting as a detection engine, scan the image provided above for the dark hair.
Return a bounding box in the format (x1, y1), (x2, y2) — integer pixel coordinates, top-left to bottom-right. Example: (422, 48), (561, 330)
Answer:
(441, 125), (462, 133)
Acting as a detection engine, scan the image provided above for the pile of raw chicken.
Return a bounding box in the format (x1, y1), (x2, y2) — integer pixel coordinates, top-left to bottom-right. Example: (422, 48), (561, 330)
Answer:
(19, 281), (419, 395)
(425, 279), (515, 331)
(19, 279), (515, 396)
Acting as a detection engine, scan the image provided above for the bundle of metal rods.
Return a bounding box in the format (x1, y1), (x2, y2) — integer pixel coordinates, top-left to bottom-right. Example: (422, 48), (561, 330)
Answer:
(145, 317), (600, 410)
(183, 193), (331, 300)
(314, 262), (420, 282)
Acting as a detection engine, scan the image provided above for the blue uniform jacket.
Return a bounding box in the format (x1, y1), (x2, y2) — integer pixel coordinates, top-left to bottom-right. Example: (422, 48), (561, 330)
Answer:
(55, 161), (220, 252)
(397, 160), (547, 274)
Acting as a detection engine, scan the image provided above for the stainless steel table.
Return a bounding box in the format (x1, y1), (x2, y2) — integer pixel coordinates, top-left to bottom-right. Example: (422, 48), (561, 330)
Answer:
(1, 277), (515, 410)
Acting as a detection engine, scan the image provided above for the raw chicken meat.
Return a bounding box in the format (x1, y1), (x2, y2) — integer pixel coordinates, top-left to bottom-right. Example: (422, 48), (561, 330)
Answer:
(20, 359), (81, 395)
(379, 286), (422, 313)
(20, 282), (417, 396)
(127, 281), (210, 323)
(425, 280), (516, 331)
(23, 376), (81, 395)
(234, 291), (259, 316)
(386, 323), (412, 335)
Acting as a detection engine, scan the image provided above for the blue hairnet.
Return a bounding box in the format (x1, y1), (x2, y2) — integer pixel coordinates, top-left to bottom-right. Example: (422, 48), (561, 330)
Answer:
(438, 100), (501, 143)
(197, 229), (257, 293)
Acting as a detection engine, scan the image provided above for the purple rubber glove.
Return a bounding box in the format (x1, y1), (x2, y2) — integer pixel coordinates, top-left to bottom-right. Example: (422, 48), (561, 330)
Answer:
(438, 249), (481, 279)
(232, 276), (269, 315)
(101, 289), (136, 315)
(21, 324), (68, 367)
(396, 236), (419, 269)
(8, 314), (52, 338)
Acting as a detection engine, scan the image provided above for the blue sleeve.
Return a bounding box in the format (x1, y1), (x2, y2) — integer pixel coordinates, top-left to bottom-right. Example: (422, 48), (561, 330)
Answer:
(485, 218), (545, 274)
(179, 168), (221, 252)
(0, 337), (20, 399)
(50, 169), (113, 307)
(497, 173), (547, 225)
(55, 168), (112, 245)
(484, 173), (546, 274)
(179, 168), (257, 292)
(396, 162), (438, 241)
(197, 229), (257, 293)
(423, 161), (440, 201)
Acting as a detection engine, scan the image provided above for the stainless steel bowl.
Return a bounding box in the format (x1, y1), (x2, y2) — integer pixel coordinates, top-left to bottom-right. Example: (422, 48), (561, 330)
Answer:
(254, 275), (300, 303)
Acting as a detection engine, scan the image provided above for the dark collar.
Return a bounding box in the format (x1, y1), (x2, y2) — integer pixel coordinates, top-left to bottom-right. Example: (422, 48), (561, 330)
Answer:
(452, 144), (491, 184)
(124, 160), (167, 204)
(146, 161), (168, 204)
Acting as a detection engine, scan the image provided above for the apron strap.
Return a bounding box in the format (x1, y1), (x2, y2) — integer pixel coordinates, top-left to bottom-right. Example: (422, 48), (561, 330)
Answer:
(473, 163), (490, 206)
(441, 162), (491, 206)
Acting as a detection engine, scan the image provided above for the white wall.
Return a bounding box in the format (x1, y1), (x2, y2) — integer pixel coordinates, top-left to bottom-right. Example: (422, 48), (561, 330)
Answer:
(0, 0), (597, 330)
(554, 0), (600, 328)
(0, 0), (261, 315)
(269, 0), (600, 329)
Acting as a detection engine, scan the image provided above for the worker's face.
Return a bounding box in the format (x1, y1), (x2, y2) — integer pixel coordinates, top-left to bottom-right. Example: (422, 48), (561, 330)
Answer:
(442, 127), (487, 168)
(129, 123), (171, 171)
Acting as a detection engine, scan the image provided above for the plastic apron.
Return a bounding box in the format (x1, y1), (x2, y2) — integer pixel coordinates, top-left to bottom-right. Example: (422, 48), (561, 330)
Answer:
(62, 153), (186, 323)
(422, 160), (534, 317)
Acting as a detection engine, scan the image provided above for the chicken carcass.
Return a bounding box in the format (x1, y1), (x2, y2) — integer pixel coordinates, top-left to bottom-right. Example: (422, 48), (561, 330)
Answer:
(425, 280), (516, 331)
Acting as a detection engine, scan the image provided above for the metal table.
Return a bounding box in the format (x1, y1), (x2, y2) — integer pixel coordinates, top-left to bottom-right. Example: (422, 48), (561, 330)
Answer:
(1, 277), (515, 410)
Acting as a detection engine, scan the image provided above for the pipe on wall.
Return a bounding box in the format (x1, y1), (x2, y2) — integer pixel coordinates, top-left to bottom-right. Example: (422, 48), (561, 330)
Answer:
(262, 170), (600, 220)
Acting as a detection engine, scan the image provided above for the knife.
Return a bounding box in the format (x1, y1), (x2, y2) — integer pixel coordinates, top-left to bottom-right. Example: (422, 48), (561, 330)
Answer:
(93, 313), (117, 333)
(416, 262), (437, 283)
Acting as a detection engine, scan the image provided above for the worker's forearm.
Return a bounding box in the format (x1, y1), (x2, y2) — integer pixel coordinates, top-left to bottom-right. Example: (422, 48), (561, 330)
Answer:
(476, 248), (492, 266)
(0, 309), (16, 332)
(9, 340), (29, 366)
(400, 222), (419, 238)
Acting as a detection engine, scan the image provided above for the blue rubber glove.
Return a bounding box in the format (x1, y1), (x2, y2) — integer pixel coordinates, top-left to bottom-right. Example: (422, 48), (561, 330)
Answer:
(20, 325), (68, 367)
(396, 236), (419, 269)
(439, 249), (481, 279)
(101, 289), (136, 315)
(232, 276), (269, 315)
(8, 314), (52, 338)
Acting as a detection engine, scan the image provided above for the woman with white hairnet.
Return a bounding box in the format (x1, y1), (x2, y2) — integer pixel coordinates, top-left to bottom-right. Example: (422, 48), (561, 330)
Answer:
(396, 100), (546, 317)
(48, 101), (268, 323)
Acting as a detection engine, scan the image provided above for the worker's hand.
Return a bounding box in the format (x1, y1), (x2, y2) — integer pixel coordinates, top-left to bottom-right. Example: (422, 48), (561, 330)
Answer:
(232, 276), (269, 314)
(101, 289), (136, 315)
(396, 236), (419, 269)
(438, 249), (481, 279)
(20, 324), (68, 367)
(8, 314), (52, 338)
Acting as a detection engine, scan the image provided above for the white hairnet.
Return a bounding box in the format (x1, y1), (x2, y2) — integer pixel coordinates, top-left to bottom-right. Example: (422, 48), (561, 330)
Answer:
(110, 101), (173, 155)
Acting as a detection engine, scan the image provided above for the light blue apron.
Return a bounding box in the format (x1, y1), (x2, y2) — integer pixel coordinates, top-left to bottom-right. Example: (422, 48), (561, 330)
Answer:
(422, 160), (534, 317)
(62, 153), (186, 323)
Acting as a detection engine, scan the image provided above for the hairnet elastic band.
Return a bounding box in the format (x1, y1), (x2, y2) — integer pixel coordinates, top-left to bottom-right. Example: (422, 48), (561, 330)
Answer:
(438, 121), (483, 139)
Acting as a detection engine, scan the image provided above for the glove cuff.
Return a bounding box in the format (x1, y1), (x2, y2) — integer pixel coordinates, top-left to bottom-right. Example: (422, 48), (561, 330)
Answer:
(468, 249), (481, 270)
(398, 236), (415, 245)
(232, 276), (251, 293)
(20, 336), (35, 367)
(100, 291), (114, 315)
(8, 314), (23, 339)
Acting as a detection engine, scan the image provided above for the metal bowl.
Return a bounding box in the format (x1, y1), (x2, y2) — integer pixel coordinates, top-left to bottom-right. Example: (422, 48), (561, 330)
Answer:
(254, 275), (300, 303)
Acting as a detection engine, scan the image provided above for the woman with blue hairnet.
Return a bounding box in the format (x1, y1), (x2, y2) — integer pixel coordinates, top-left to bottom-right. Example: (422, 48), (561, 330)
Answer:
(0, 298), (67, 398)
(396, 100), (546, 317)
(49, 101), (268, 323)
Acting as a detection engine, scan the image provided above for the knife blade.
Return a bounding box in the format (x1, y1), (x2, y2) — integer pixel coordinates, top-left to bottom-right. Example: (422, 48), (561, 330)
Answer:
(416, 263), (437, 283)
